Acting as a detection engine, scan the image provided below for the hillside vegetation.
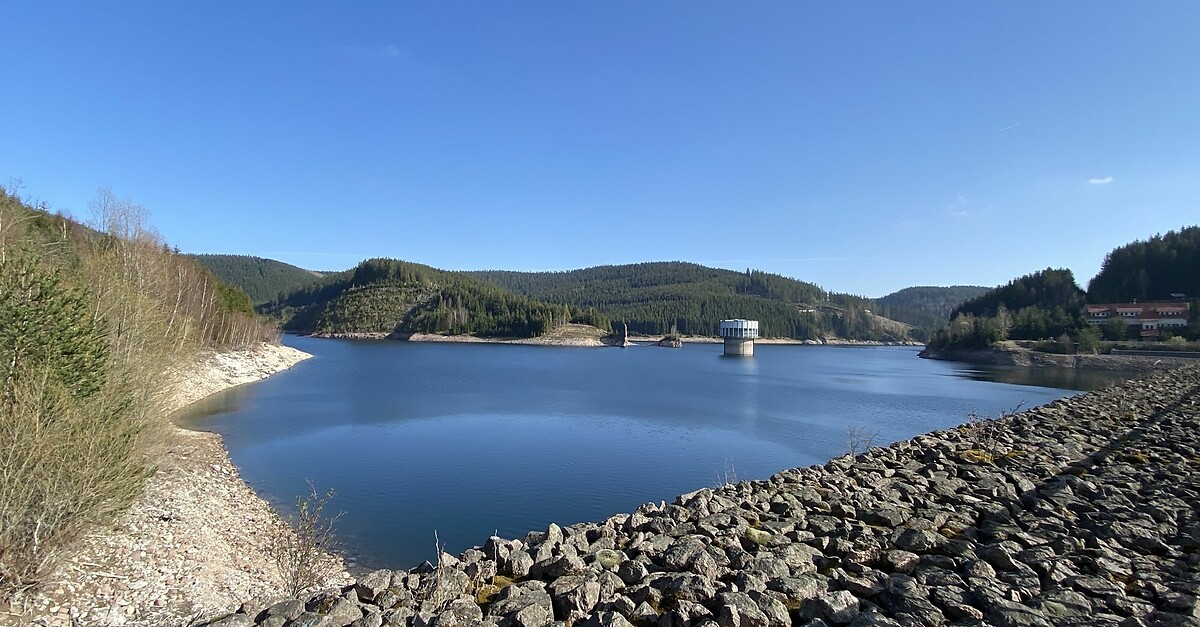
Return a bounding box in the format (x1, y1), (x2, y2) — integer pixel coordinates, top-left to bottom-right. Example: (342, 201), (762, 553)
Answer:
(925, 228), (1200, 357)
(926, 268), (1087, 350)
(0, 186), (275, 598)
(1087, 226), (1200, 303)
(875, 286), (989, 342)
(468, 263), (905, 341)
(261, 258), (605, 338)
(191, 254), (325, 305)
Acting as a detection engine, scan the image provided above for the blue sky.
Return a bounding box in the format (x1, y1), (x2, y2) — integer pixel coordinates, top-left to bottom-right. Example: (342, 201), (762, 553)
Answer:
(2, 2), (1197, 297)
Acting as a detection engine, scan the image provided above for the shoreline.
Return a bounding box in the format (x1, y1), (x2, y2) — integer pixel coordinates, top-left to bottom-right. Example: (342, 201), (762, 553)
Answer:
(306, 331), (922, 349)
(212, 363), (1200, 626)
(12, 343), (349, 627)
(920, 343), (1199, 372)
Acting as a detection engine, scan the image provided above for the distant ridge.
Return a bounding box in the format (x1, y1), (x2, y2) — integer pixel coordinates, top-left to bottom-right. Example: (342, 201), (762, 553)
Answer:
(190, 254), (326, 305)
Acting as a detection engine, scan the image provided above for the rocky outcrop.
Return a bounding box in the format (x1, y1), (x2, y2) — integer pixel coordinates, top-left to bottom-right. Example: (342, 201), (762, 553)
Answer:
(211, 365), (1200, 626)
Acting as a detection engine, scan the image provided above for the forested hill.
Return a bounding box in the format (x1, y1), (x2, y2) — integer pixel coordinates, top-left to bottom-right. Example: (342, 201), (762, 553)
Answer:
(261, 258), (605, 338)
(190, 254), (325, 305)
(874, 286), (990, 342)
(927, 268), (1088, 350)
(1087, 226), (1200, 302)
(467, 262), (908, 341)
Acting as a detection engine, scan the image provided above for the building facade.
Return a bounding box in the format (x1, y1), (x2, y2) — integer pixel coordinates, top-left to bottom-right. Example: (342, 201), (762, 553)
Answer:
(1084, 301), (1190, 339)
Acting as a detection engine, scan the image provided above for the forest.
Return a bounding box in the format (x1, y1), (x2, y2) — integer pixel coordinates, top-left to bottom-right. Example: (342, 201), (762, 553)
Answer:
(468, 262), (903, 341)
(874, 286), (989, 342)
(1086, 226), (1200, 303)
(261, 258), (599, 338)
(189, 254), (326, 305)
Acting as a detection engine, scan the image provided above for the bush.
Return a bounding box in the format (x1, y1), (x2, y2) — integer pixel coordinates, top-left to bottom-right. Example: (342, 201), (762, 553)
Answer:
(0, 257), (148, 597)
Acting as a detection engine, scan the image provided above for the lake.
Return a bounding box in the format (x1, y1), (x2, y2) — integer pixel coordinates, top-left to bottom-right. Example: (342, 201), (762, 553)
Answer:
(181, 336), (1126, 570)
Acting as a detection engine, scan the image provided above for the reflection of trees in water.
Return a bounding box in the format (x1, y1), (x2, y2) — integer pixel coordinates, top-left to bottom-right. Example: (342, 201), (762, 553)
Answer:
(965, 367), (1136, 392)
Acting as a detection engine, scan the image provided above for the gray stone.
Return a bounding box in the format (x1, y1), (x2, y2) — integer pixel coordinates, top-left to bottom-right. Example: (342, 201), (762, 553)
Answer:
(357, 570), (394, 603)
(350, 612), (384, 627)
(716, 592), (770, 627)
(804, 591), (859, 625)
(549, 575), (601, 623)
(619, 559), (648, 583)
(576, 611), (635, 627)
(261, 599), (305, 621)
(893, 529), (945, 553)
(507, 550), (535, 579)
(288, 614), (333, 627)
(986, 599), (1053, 627)
(206, 614), (254, 627)
(432, 599), (484, 627)
(327, 598), (366, 626)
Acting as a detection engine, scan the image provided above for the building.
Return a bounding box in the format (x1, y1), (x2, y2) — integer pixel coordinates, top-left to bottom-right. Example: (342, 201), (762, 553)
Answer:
(1084, 301), (1190, 339)
(719, 319), (759, 356)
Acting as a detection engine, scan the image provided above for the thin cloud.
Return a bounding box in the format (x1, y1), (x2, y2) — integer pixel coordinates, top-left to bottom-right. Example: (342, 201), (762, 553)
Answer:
(1088, 176), (1114, 185)
(343, 44), (406, 61)
(946, 193), (971, 218)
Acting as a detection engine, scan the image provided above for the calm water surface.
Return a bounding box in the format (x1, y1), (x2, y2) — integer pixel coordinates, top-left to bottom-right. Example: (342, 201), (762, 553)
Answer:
(182, 336), (1127, 570)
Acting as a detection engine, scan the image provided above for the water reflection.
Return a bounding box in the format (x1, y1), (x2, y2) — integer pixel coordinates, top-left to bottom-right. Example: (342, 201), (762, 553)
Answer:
(179, 337), (1128, 569)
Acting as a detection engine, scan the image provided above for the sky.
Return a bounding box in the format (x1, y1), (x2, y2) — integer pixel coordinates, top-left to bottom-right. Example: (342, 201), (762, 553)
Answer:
(2, 2), (1198, 298)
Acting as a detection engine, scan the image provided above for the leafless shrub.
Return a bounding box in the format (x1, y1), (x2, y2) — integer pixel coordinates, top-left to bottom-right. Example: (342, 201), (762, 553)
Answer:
(267, 482), (342, 597)
(845, 425), (881, 458)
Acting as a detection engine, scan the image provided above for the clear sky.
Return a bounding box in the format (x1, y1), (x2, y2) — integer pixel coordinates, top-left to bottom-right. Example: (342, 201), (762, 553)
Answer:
(2, 2), (1197, 297)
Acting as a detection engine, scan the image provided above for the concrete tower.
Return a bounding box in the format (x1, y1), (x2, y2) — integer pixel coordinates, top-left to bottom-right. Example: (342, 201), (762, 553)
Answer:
(719, 319), (759, 356)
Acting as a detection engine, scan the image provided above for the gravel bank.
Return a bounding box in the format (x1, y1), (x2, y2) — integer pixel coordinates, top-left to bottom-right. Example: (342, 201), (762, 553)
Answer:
(7, 343), (349, 627)
(210, 364), (1200, 627)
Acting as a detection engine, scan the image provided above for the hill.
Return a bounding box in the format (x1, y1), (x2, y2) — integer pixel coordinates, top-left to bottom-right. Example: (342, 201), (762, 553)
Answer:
(261, 258), (597, 338)
(875, 286), (990, 342)
(0, 185), (275, 597)
(1087, 226), (1200, 302)
(926, 268), (1087, 350)
(467, 262), (908, 341)
(190, 254), (325, 305)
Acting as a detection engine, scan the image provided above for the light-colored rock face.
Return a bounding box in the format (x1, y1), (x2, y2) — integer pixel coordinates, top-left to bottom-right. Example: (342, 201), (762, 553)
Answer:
(207, 364), (1200, 627)
(15, 342), (349, 627)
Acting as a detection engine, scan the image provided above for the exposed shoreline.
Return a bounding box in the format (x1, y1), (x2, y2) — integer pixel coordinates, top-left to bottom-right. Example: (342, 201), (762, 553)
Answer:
(920, 343), (1200, 372)
(307, 331), (922, 349)
(11, 343), (349, 627)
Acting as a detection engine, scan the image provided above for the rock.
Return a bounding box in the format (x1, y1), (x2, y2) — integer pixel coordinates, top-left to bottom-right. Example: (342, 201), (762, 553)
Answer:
(259, 599), (305, 621)
(892, 529), (945, 553)
(617, 560), (649, 585)
(595, 549), (623, 570)
(986, 599), (1053, 627)
(716, 592), (770, 627)
(803, 591), (859, 625)
(745, 528), (773, 547)
(576, 610), (635, 627)
(207, 614), (254, 627)
(356, 569), (394, 603)
(432, 599), (484, 627)
(662, 537), (709, 571)
(549, 575), (601, 623)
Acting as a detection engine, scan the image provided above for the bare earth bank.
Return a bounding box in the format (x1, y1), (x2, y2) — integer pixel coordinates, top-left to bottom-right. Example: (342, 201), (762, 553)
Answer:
(8, 343), (349, 627)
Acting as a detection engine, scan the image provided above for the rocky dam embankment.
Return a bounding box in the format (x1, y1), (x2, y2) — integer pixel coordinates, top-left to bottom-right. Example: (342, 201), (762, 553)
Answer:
(208, 364), (1200, 627)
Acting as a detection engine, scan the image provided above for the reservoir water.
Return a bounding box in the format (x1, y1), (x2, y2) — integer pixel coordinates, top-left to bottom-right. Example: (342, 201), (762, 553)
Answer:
(181, 335), (1127, 570)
